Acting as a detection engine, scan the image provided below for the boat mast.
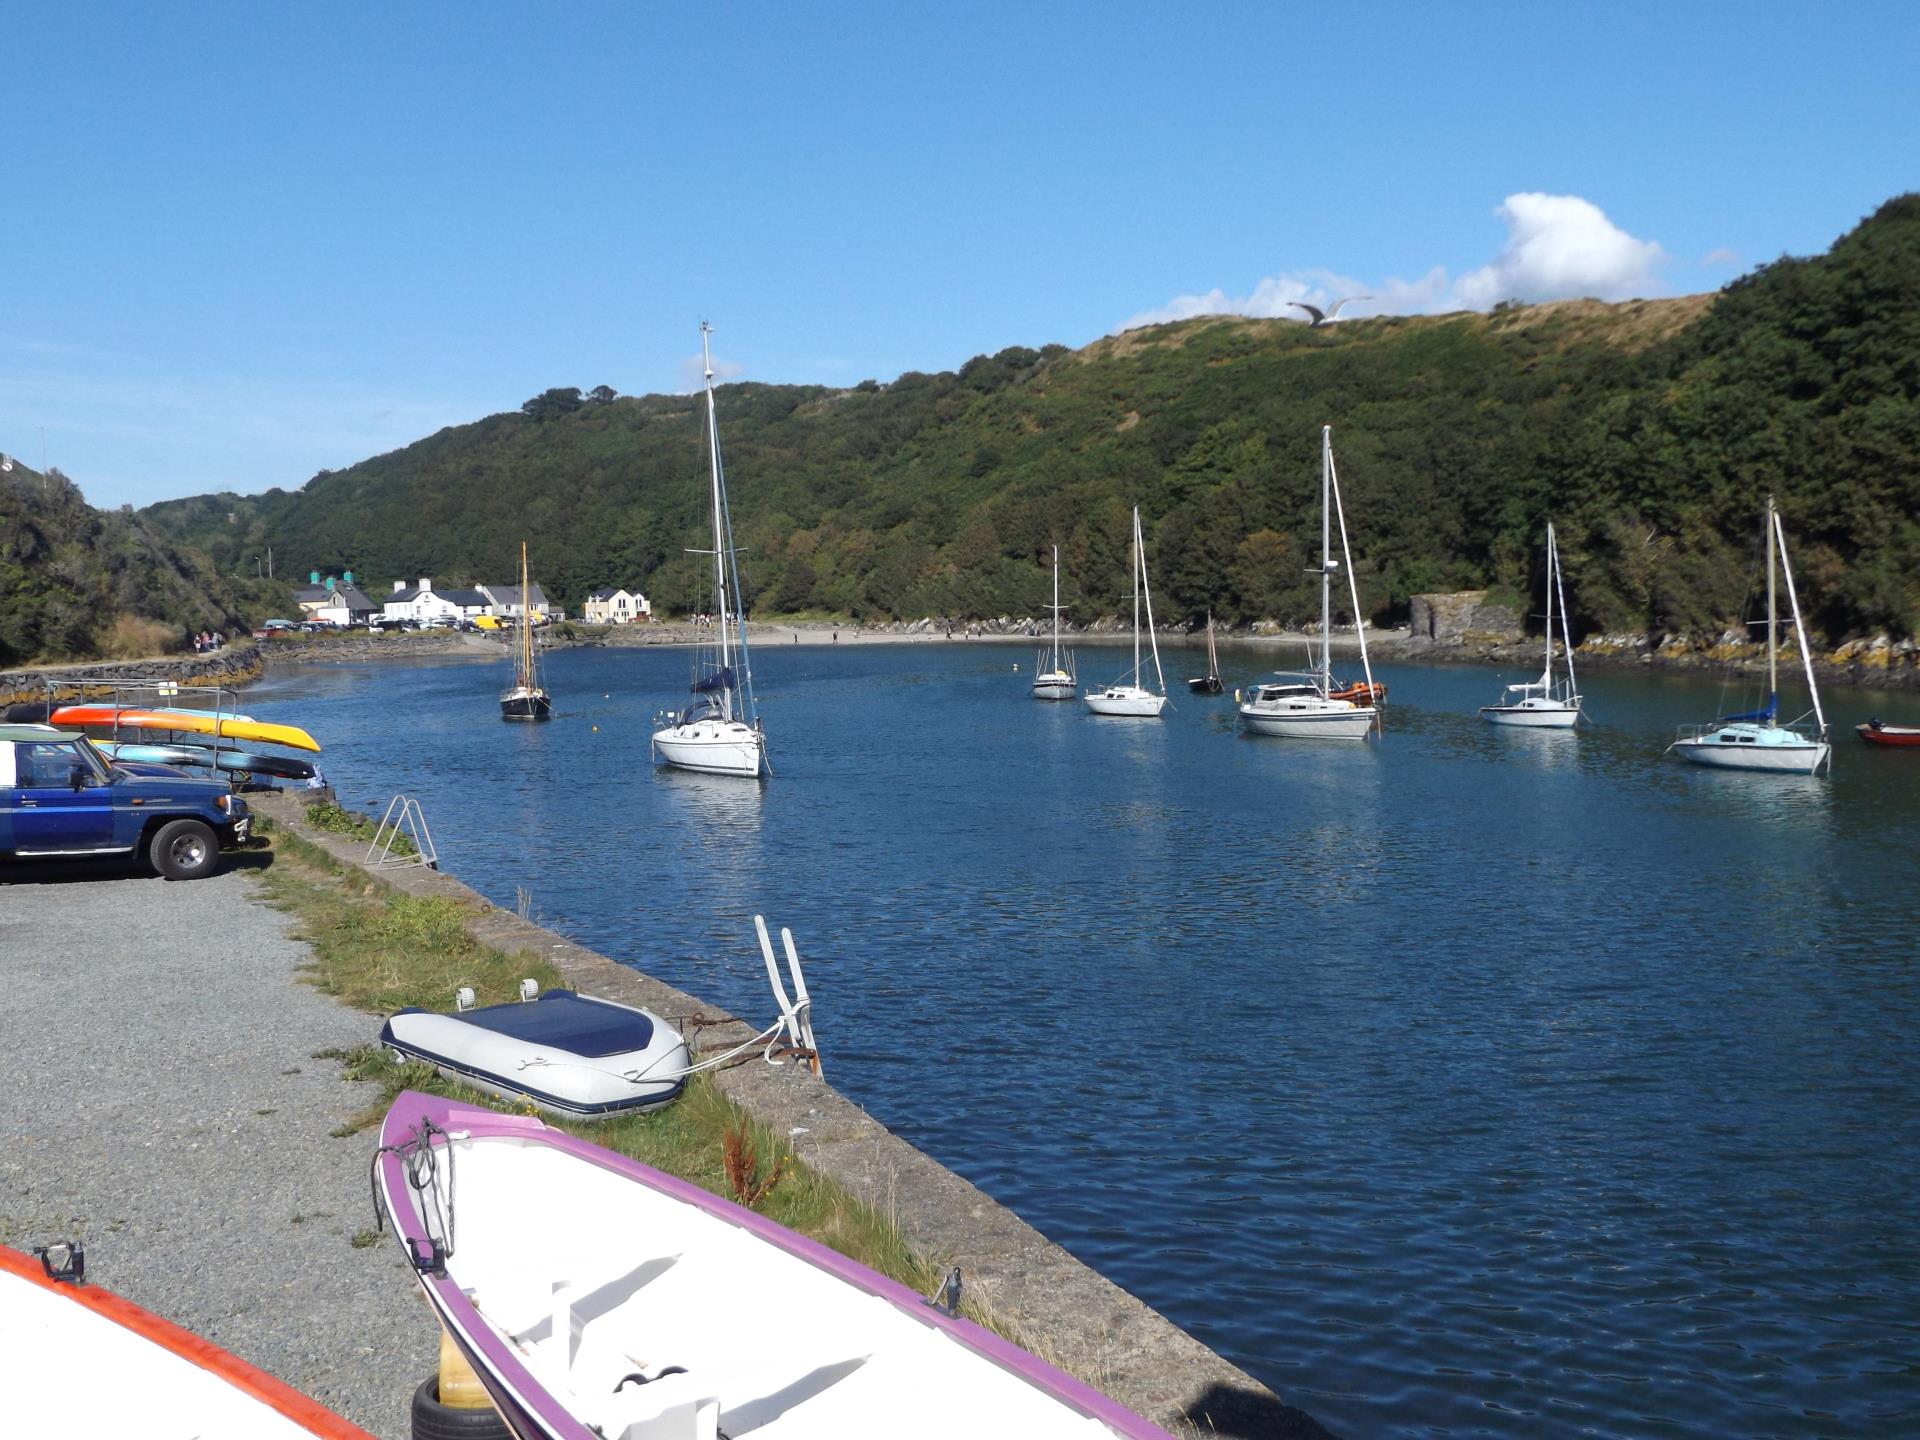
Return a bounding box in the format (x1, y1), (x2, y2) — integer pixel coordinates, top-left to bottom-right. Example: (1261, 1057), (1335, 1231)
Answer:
(1766, 494), (1777, 723)
(1550, 522), (1578, 702)
(520, 542), (532, 688)
(1131, 508), (1142, 683)
(1772, 505), (1828, 742)
(1326, 430), (1377, 700)
(702, 322), (734, 721)
(1138, 508), (1165, 695)
(1543, 524), (1554, 687)
(1319, 425), (1332, 690)
(1052, 545), (1062, 668)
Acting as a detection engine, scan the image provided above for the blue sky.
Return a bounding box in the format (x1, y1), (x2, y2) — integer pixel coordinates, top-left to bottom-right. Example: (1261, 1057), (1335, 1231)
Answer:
(3, 2), (1915, 508)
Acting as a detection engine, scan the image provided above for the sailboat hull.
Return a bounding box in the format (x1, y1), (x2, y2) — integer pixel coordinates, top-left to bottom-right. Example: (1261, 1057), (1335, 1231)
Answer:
(1031, 668), (1076, 700)
(652, 721), (765, 777)
(1480, 701), (1579, 728)
(1238, 701), (1376, 739)
(500, 690), (551, 722)
(1083, 687), (1165, 717)
(1673, 725), (1830, 774)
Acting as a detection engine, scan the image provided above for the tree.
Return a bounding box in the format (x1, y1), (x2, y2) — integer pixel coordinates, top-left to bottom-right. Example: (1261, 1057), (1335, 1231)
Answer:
(521, 388), (585, 422)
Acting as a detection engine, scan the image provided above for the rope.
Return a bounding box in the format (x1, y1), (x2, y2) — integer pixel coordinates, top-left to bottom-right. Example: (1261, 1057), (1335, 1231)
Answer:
(368, 1117), (455, 1267)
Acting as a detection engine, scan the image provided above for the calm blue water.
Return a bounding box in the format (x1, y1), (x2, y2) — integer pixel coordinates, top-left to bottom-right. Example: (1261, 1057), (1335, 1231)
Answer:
(247, 642), (1920, 1439)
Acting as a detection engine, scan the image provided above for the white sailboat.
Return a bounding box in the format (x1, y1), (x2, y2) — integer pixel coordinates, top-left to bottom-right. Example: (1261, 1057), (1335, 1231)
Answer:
(1083, 508), (1167, 717)
(650, 323), (768, 779)
(1671, 497), (1831, 775)
(1031, 545), (1076, 700)
(1237, 425), (1383, 739)
(1480, 521), (1581, 727)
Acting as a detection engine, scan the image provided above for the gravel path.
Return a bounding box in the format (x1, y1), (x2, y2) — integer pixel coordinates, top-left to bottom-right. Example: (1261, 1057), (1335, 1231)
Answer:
(0, 857), (436, 1438)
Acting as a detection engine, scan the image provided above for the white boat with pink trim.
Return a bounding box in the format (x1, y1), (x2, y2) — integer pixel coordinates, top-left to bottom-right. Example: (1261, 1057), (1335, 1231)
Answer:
(373, 1091), (1175, 1440)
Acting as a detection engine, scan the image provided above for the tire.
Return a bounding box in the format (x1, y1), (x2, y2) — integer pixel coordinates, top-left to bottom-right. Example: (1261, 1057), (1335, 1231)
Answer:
(411, 1375), (512, 1440)
(148, 819), (219, 881)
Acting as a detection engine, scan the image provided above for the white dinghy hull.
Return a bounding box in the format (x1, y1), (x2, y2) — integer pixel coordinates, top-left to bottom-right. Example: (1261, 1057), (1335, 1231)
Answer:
(1084, 685), (1166, 717)
(1673, 726), (1832, 774)
(1479, 700), (1580, 729)
(375, 1093), (1176, 1440)
(1238, 699), (1376, 739)
(381, 991), (690, 1117)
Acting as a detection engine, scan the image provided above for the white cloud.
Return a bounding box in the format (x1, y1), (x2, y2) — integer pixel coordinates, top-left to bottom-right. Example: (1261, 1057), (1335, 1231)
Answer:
(1453, 194), (1665, 308)
(1703, 246), (1742, 268)
(678, 353), (747, 392)
(1118, 193), (1667, 332)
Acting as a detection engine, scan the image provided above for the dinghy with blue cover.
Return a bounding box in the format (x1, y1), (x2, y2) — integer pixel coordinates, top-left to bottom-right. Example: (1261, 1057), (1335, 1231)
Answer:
(381, 987), (691, 1116)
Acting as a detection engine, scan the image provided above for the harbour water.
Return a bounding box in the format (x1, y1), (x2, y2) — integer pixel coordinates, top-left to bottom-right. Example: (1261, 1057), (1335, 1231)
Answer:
(249, 642), (1919, 1439)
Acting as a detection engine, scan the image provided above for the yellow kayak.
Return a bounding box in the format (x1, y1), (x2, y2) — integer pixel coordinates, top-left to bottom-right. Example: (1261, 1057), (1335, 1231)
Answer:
(50, 706), (322, 753)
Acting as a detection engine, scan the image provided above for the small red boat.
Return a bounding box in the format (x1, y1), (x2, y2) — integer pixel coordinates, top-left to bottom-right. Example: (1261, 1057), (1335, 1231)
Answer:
(1856, 719), (1920, 747)
(1328, 679), (1388, 706)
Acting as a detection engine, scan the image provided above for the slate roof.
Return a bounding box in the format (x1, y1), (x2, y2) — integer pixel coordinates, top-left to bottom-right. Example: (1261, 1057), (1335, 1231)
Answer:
(484, 582), (550, 608)
(386, 587), (425, 605)
(435, 588), (491, 609)
(315, 583), (378, 612)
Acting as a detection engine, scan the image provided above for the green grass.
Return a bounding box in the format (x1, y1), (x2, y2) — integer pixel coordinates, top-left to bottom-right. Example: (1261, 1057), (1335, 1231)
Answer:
(300, 800), (415, 856)
(252, 830), (988, 1331)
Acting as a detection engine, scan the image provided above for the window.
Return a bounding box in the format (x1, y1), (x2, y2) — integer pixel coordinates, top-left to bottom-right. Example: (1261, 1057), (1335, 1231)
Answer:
(18, 742), (84, 788)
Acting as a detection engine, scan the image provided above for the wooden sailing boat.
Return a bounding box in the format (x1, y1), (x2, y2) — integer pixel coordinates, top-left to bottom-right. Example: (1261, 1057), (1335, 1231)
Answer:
(1186, 612), (1224, 694)
(499, 541), (552, 721)
(1031, 545), (1076, 700)
(1083, 507), (1167, 717)
(1237, 425), (1383, 738)
(1479, 521), (1581, 727)
(1671, 497), (1830, 774)
(650, 322), (768, 777)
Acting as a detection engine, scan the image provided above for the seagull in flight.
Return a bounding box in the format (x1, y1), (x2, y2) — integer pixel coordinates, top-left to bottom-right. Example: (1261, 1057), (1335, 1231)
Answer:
(1289, 297), (1370, 328)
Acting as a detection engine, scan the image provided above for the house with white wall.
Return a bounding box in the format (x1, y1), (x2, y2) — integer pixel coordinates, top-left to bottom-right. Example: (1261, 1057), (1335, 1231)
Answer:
(383, 579), (491, 624)
(582, 587), (651, 623)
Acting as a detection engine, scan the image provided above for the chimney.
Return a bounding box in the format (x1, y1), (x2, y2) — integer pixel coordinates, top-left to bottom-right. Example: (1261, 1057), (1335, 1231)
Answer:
(393, 580), (405, 593)
(309, 571), (320, 584)
(343, 570), (354, 585)
(419, 578), (432, 592)
(325, 575), (336, 591)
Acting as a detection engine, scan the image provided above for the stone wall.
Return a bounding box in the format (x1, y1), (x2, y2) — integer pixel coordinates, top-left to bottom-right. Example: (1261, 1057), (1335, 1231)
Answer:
(1407, 591), (1524, 647)
(0, 643), (263, 708)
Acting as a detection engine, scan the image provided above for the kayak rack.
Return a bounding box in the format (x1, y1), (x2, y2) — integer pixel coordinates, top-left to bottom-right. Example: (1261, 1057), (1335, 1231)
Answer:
(367, 793), (439, 871)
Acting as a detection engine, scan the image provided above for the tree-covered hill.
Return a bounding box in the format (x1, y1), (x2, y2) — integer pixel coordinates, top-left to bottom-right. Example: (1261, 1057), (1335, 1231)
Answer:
(143, 195), (1920, 641)
(0, 462), (262, 665)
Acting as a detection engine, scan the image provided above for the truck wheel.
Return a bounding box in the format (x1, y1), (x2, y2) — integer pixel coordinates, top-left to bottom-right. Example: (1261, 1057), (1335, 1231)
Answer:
(149, 819), (219, 880)
(411, 1376), (511, 1439)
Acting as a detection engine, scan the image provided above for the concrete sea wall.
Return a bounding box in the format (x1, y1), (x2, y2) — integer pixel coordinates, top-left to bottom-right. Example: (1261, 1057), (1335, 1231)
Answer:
(0, 642), (264, 708)
(250, 792), (1327, 1440)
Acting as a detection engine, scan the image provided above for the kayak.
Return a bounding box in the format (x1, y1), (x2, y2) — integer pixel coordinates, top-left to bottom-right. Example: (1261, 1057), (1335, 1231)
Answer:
(374, 1091), (1176, 1440)
(0, 1244), (374, 1438)
(50, 705), (320, 753)
(93, 740), (319, 781)
(1857, 720), (1920, 747)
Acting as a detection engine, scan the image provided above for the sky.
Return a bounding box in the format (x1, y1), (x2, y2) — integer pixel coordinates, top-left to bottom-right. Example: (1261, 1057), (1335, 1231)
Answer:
(3, 2), (1916, 509)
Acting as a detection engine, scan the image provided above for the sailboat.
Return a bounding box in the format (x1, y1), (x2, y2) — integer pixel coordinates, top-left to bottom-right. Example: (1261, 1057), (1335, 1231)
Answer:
(651, 323), (768, 779)
(1479, 522), (1581, 727)
(1187, 612), (1224, 694)
(1671, 497), (1830, 774)
(1031, 545), (1076, 700)
(1237, 425), (1383, 739)
(499, 542), (552, 721)
(1083, 507), (1167, 717)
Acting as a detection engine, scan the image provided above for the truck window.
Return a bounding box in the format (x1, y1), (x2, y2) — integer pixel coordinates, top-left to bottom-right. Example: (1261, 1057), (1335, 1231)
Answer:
(18, 742), (85, 788)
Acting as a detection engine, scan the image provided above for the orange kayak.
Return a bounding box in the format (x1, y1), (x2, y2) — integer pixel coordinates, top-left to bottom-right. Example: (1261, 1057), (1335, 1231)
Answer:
(49, 705), (320, 753)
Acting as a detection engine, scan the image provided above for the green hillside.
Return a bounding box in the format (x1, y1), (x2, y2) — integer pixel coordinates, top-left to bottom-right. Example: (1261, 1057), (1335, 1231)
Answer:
(0, 463), (265, 665)
(143, 195), (1920, 641)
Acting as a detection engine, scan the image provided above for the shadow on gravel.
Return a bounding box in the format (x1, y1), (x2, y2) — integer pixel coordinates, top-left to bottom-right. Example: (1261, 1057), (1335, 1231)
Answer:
(0, 849), (276, 885)
(1182, 1383), (1340, 1439)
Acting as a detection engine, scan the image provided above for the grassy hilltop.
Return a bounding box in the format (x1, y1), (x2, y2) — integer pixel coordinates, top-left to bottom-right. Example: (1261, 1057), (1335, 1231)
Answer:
(143, 194), (1920, 642)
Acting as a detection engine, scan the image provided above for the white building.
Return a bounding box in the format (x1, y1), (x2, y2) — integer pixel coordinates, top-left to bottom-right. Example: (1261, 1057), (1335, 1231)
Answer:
(480, 581), (551, 621)
(383, 579), (491, 624)
(582, 587), (651, 624)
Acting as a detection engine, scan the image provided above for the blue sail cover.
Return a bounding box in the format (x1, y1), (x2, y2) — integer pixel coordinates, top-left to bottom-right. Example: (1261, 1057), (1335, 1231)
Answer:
(1723, 692), (1778, 724)
(691, 666), (736, 696)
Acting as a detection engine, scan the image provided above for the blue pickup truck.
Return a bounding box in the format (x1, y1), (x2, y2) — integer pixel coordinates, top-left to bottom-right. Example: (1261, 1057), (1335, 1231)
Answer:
(0, 725), (251, 880)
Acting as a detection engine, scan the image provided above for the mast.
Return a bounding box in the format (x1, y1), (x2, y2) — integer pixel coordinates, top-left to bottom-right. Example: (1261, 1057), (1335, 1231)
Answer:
(1766, 494), (1778, 720)
(1550, 522), (1578, 701)
(1543, 524), (1555, 685)
(1320, 425), (1333, 689)
(1326, 431), (1376, 700)
(701, 322), (734, 721)
(1773, 505), (1827, 742)
(1138, 508), (1165, 695)
(1052, 545), (1061, 668)
(1131, 509), (1142, 682)
(519, 542), (534, 689)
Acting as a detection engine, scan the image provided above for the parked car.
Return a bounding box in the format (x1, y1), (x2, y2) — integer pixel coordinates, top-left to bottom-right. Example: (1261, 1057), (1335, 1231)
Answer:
(0, 726), (251, 880)
(251, 619), (297, 639)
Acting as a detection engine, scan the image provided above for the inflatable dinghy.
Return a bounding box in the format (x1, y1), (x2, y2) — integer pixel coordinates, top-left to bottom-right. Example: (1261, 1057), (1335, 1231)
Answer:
(381, 989), (691, 1116)
(0, 1243), (374, 1439)
(374, 1093), (1175, 1440)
